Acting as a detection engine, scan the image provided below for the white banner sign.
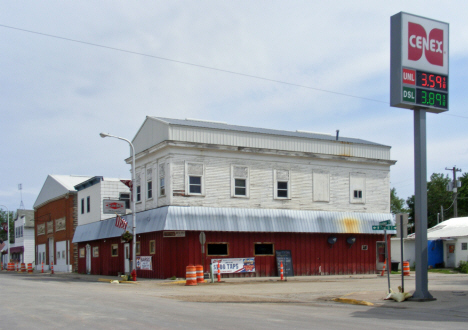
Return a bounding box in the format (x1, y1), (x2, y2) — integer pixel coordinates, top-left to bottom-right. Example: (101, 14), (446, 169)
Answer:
(211, 258), (255, 273)
(136, 256), (152, 270)
(103, 200), (126, 214)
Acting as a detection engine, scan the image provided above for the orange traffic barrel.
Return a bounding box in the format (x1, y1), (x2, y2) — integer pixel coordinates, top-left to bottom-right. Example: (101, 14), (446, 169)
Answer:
(185, 265), (197, 286)
(195, 265), (204, 284)
(20, 263), (26, 272)
(7, 262), (14, 271)
(27, 263), (33, 273)
(403, 261), (410, 276)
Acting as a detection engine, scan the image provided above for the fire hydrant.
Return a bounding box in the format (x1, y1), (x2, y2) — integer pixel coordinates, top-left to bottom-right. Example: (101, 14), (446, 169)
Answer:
(131, 269), (137, 281)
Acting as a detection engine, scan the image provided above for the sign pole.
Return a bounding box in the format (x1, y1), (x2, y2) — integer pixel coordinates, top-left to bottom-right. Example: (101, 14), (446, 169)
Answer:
(384, 227), (390, 293)
(410, 108), (435, 301)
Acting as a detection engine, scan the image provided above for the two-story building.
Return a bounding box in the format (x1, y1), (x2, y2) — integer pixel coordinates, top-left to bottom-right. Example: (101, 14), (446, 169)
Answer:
(10, 209), (35, 264)
(73, 117), (396, 278)
(34, 175), (91, 272)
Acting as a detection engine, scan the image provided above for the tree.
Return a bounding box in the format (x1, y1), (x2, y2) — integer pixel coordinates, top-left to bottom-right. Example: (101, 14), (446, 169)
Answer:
(456, 172), (468, 217)
(390, 187), (408, 214)
(406, 173), (453, 229)
(0, 209), (15, 244)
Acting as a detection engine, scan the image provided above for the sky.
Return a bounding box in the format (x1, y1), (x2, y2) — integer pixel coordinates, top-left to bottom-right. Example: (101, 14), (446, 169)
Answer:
(1, 1), (468, 213)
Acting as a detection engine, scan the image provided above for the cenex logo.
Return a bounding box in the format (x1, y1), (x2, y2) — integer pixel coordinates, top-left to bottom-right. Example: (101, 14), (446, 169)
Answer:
(408, 22), (443, 66)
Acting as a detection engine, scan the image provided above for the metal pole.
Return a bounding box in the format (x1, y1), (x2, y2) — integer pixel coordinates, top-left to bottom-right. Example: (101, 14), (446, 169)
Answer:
(0, 205), (9, 266)
(100, 133), (137, 280)
(385, 228), (390, 293)
(411, 108), (435, 301)
(400, 214), (404, 292)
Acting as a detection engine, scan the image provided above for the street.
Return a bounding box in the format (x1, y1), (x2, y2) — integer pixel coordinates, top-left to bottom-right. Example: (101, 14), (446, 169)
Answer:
(0, 271), (467, 329)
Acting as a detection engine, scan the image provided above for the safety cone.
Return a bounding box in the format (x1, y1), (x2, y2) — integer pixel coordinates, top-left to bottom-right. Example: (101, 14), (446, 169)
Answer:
(51, 261), (54, 274)
(217, 260), (221, 282)
(280, 261), (284, 281)
(41, 261), (44, 273)
(380, 259), (387, 276)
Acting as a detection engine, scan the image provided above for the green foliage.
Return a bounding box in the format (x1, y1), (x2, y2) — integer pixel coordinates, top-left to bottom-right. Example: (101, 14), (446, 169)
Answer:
(456, 261), (468, 274)
(390, 188), (409, 214)
(0, 210), (15, 244)
(406, 173), (454, 229)
(456, 173), (468, 217)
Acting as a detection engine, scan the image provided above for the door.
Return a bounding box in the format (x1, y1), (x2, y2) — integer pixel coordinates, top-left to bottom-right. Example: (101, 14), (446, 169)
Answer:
(376, 241), (386, 271)
(446, 243), (456, 268)
(124, 243), (130, 274)
(48, 238), (54, 269)
(86, 244), (91, 274)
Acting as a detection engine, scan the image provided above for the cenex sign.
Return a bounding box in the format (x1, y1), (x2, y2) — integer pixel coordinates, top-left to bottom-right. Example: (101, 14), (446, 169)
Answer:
(390, 12), (449, 113)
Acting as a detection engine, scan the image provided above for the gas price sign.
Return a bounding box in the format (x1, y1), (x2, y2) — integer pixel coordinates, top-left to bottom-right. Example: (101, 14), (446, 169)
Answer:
(391, 12), (449, 113)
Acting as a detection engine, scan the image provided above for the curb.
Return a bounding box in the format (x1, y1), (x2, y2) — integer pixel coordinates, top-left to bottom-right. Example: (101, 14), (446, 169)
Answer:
(332, 297), (374, 306)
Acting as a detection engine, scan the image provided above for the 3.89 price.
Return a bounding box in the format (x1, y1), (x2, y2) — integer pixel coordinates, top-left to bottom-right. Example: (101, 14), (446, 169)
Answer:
(416, 90), (448, 109)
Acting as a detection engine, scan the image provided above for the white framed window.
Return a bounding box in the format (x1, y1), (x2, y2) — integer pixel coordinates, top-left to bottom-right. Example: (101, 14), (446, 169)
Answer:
(136, 173), (141, 202)
(274, 169), (290, 199)
(147, 168), (153, 200)
(350, 173), (366, 204)
(313, 171), (330, 202)
(185, 162), (205, 196)
(159, 163), (166, 197)
(81, 198), (85, 214)
(86, 196), (90, 213)
(231, 165), (249, 198)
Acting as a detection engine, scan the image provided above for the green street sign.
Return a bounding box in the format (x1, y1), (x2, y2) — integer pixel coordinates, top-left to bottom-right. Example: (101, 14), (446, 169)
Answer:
(372, 225), (396, 230)
(379, 220), (391, 226)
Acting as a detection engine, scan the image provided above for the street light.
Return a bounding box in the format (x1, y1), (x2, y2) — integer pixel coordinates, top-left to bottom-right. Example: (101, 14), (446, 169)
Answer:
(0, 205), (10, 267)
(100, 132), (137, 280)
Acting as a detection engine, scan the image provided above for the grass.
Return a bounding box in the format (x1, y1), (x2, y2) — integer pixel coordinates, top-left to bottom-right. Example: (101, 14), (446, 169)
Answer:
(428, 268), (458, 274)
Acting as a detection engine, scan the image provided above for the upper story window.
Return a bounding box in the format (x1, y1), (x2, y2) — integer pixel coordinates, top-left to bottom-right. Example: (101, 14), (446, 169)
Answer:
(81, 198), (85, 214)
(147, 168), (153, 199)
(86, 196), (90, 213)
(135, 173), (141, 202)
(185, 162), (204, 196)
(350, 173), (366, 204)
(313, 171), (330, 202)
(231, 166), (249, 198)
(159, 163), (166, 197)
(274, 169), (290, 199)
(136, 185), (141, 202)
(120, 193), (130, 209)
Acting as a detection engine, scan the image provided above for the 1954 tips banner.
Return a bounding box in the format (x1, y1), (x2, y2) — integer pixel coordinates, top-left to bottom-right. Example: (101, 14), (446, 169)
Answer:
(211, 258), (255, 273)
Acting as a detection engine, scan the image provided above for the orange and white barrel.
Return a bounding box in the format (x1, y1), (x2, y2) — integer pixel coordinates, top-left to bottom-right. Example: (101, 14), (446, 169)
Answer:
(195, 265), (204, 284)
(27, 263), (33, 273)
(7, 262), (14, 271)
(185, 265), (197, 286)
(403, 261), (410, 276)
(20, 263), (26, 272)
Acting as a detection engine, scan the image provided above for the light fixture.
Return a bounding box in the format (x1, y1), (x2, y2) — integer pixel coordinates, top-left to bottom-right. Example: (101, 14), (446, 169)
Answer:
(327, 236), (337, 247)
(347, 237), (356, 247)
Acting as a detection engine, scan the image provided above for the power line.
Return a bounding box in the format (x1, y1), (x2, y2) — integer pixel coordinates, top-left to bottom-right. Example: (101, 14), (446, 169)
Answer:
(2, 23), (468, 120)
(0, 24), (388, 104)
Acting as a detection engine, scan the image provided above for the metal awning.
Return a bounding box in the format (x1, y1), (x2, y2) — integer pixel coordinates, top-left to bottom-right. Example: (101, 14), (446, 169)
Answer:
(73, 206), (394, 243)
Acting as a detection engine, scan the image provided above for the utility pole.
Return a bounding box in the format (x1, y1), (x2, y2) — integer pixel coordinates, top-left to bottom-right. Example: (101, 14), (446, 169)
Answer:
(445, 166), (462, 217)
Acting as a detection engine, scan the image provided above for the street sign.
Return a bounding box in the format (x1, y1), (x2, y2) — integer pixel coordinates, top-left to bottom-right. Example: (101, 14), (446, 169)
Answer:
(373, 225), (396, 230)
(379, 220), (392, 226)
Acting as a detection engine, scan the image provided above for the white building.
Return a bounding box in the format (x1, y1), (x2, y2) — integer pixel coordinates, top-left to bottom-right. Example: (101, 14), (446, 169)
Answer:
(74, 176), (131, 226)
(10, 209), (35, 265)
(131, 117), (394, 214)
(392, 217), (468, 269)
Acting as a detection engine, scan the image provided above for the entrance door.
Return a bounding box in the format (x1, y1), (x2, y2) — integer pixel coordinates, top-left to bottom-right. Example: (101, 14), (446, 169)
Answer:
(48, 238), (54, 269)
(86, 244), (91, 274)
(446, 243), (456, 268)
(376, 241), (386, 271)
(124, 243), (130, 274)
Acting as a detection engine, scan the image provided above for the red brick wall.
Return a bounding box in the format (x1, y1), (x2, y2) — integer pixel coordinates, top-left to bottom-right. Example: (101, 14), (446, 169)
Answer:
(35, 193), (78, 271)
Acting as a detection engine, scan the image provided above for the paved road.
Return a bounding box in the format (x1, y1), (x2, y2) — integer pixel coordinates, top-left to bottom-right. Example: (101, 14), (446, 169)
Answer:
(0, 271), (467, 329)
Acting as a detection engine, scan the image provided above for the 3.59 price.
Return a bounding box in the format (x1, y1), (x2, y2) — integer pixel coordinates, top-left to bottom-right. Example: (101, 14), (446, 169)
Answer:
(416, 71), (448, 91)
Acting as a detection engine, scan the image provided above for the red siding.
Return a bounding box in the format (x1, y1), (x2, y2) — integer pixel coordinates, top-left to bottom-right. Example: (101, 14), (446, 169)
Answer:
(78, 231), (387, 279)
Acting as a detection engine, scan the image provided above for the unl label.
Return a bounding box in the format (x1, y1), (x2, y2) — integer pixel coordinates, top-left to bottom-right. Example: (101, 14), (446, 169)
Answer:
(402, 87), (416, 103)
